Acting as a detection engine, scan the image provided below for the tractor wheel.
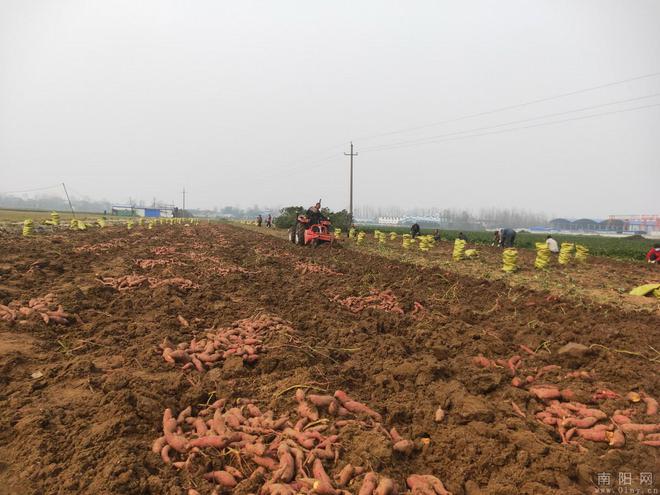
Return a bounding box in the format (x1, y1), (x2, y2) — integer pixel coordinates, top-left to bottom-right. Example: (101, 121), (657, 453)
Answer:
(295, 223), (306, 246)
(288, 225), (296, 243)
(310, 238), (320, 248)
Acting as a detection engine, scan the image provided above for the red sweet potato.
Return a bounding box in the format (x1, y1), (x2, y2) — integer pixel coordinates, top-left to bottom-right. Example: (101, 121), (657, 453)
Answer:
(359, 473), (379, 495)
(203, 470), (237, 488)
(576, 428), (608, 442)
(608, 429), (625, 448)
(407, 474), (452, 495)
(272, 444), (295, 483)
(374, 477), (397, 495)
(641, 440), (660, 446)
(189, 434), (238, 449)
(308, 394), (335, 408)
(393, 439), (415, 455)
(312, 458), (337, 495)
(529, 386), (561, 400)
(620, 423), (660, 434)
(335, 464), (354, 487)
(643, 396), (658, 416)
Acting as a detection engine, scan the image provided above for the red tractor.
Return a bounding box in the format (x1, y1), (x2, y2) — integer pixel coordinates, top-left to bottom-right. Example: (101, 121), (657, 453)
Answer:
(288, 214), (335, 247)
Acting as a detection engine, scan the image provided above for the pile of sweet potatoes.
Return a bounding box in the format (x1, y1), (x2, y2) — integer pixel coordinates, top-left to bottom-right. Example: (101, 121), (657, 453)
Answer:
(0, 293), (70, 325)
(153, 389), (452, 495)
(135, 258), (185, 269)
(73, 239), (126, 254)
(295, 262), (342, 276)
(159, 315), (293, 371)
(99, 274), (199, 291)
(331, 290), (404, 315)
(472, 350), (660, 449)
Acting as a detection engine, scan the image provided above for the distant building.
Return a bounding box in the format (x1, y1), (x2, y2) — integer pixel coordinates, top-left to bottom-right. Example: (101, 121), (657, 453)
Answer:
(111, 205), (175, 218)
(608, 214), (659, 234)
(549, 215), (657, 234)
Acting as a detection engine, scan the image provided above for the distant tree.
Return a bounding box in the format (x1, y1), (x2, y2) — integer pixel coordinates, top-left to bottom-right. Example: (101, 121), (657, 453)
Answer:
(273, 206), (304, 229)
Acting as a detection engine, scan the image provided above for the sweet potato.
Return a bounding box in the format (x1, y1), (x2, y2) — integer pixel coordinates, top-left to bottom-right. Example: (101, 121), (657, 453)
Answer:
(643, 396), (658, 416)
(272, 444), (295, 483)
(335, 464), (354, 487)
(188, 490), (201, 495)
(529, 386), (561, 400)
(407, 474), (452, 495)
(593, 389), (619, 401)
(203, 470), (237, 488)
(393, 439), (415, 455)
(359, 472), (379, 495)
(612, 414), (632, 425)
(519, 344), (536, 356)
(297, 400), (319, 422)
(620, 423), (660, 434)
(332, 392), (382, 421)
(152, 436), (167, 454)
(510, 401), (525, 418)
(189, 434), (237, 449)
(224, 466), (243, 479)
(576, 428), (608, 442)
(160, 444), (171, 464)
(641, 440), (660, 446)
(511, 377), (523, 388)
(262, 483), (297, 495)
(308, 394), (335, 408)
(506, 355), (521, 375)
(312, 458), (337, 495)
(283, 427), (316, 449)
(434, 406), (445, 422)
(252, 455), (278, 470)
(472, 356), (492, 368)
(374, 477), (397, 495)
(608, 429), (625, 448)
(562, 417), (599, 429)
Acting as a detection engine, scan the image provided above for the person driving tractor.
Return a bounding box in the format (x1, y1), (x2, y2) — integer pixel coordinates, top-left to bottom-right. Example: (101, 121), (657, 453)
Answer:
(306, 201), (327, 225)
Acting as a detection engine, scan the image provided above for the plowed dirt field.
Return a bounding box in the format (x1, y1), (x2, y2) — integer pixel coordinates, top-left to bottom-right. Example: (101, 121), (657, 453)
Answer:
(0, 223), (658, 495)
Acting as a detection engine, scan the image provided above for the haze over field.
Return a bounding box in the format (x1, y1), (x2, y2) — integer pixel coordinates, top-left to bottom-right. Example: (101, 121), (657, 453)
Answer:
(1, 0), (659, 218)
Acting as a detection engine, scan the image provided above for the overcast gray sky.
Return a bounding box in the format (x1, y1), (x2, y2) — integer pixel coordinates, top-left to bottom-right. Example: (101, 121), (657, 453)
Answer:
(1, 0), (659, 218)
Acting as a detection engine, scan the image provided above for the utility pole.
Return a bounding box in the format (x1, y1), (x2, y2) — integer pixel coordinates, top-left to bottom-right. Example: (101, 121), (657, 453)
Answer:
(344, 142), (358, 225)
(182, 187), (186, 214)
(61, 183), (76, 218)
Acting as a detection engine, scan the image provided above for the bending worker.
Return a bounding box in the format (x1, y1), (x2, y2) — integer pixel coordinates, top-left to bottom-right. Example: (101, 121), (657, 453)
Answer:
(646, 243), (660, 264)
(546, 234), (559, 254)
(495, 228), (516, 247)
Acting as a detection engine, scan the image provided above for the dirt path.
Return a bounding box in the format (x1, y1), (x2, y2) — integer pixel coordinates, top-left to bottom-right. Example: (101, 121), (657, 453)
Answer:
(0, 223), (658, 494)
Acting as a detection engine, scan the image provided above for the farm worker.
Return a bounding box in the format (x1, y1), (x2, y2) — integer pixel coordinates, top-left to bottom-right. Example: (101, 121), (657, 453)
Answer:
(410, 223), (421, 239)
(266, 214), (272, 228)
(498, 228), (516, 247)
(306, 202), (326, 225)
(457, 232), (467, 241)
(546, 235), (559, 253)
(646, 243), (660, 263)
(492, 230), (500, 246)
(433, 229), (441, 241)
(256, 214), (262, 227)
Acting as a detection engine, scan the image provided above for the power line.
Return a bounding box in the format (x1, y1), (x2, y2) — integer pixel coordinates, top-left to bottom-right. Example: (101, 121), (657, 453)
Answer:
(361, 92), (660, 152)
(354, 71), (660, 142)
(361, 102), (660, 153)
(0, 184), (62, 195)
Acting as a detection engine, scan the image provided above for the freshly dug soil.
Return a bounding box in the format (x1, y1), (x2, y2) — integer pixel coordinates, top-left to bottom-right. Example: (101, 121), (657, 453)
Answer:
(0, 223), (658, 495)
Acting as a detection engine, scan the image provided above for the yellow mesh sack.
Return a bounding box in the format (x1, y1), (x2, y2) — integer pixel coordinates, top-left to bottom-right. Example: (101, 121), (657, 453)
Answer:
(535, 242), (551, 269)
(558, 243), (574, 265)
(575, 244), (589, 263)
(452, 239), (466, 261)
(502, 248), (518, 273)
